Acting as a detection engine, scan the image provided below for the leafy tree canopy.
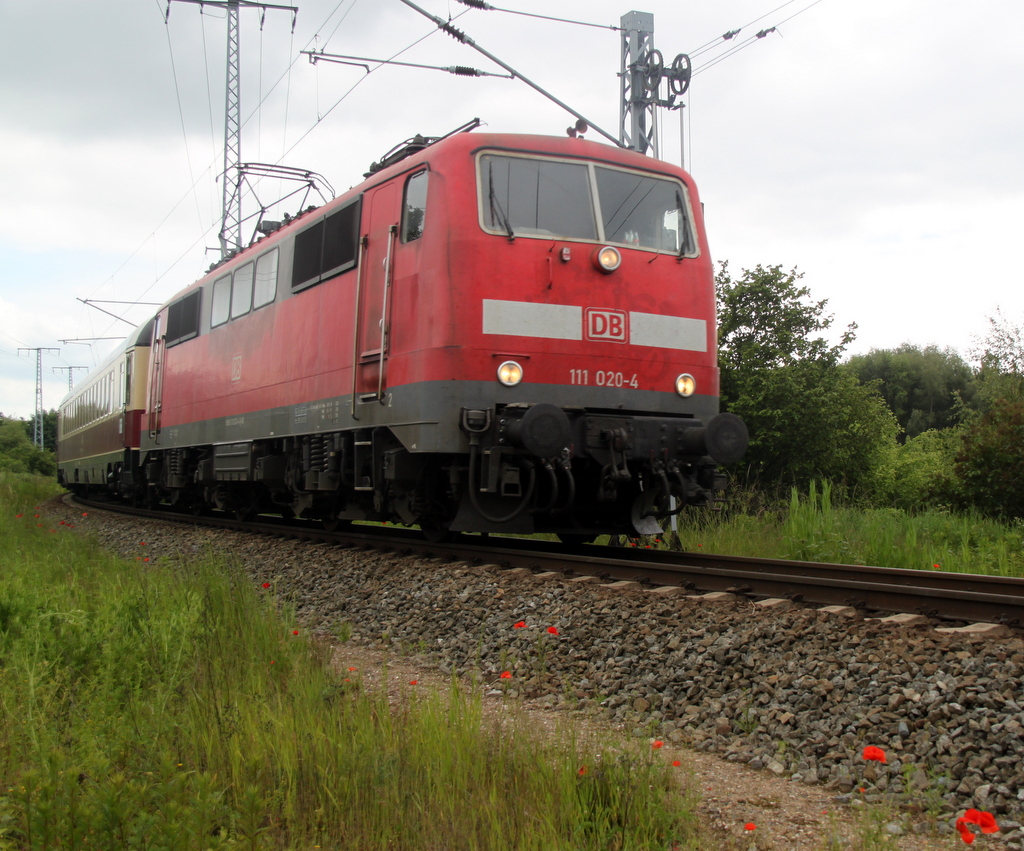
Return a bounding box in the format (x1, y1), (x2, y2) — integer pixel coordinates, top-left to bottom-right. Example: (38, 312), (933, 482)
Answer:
(950, 399), (1024, 518)
(846, 344), (976, 441)
(716, 263), (897, 498)
(0, 413), (57, 476)
(970, 308), (1024, 406)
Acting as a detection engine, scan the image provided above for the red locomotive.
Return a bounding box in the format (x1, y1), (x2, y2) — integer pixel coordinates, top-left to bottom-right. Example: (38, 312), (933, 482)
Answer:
(58, 127), (746, 540)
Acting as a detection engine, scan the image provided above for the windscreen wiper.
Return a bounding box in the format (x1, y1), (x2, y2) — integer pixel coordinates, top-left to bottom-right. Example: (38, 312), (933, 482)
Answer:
(489, 165), (515, 242)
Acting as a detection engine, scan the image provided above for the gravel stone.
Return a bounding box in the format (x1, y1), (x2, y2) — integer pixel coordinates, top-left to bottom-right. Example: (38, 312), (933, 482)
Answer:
(58, 500), (1024, 827)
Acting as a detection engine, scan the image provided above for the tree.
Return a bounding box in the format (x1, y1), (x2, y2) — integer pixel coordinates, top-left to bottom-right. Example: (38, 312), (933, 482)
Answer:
(0, 414), (57, 476)
(970, 308), (1024, 407)
(23, 409), (59, 452)
(846, 345), (976, 441)
(716, 263), (898, 497)
(949, 399), (1024, 518)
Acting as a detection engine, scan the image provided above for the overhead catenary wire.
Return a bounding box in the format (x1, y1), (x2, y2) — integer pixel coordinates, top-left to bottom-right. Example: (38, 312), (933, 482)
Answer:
(452, 0), (618, 32)
(686, 0), (803, 59)
(691, 0), (828, 77)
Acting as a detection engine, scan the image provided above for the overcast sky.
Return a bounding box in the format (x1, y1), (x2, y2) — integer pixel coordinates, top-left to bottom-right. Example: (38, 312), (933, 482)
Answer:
(1, 0), (1022, 420)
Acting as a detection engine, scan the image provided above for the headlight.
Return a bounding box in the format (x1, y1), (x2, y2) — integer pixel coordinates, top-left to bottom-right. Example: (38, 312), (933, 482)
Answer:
(592, 245), (621, 273)
(675, 373), (696, 397)
(497, 361), (523, 386)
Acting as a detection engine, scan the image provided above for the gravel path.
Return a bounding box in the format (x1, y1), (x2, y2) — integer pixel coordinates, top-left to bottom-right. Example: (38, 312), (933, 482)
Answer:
(56, 497), (1024, 849)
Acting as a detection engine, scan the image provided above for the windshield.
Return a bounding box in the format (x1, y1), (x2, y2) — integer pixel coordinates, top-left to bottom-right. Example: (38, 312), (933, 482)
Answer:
(479, 153), (696, 255)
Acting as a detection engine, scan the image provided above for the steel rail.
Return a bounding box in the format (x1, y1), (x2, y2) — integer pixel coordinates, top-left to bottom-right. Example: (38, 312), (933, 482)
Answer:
(71, 495), (1024, 627)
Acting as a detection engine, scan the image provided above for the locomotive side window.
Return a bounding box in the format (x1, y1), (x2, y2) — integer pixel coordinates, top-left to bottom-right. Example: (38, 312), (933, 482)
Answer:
(481, 155), (596, 239)
(401, 170), (428, 243)
(594, 167), (696, 255)
(231, 262), (254, 319)
(253, 248), (278, 308)
(322, 199), (360, 276)
(292, 221), (324, 290)
(166, 290), (202, 346)
(292, 196), (362, 290)
(211, 275), (231, 327)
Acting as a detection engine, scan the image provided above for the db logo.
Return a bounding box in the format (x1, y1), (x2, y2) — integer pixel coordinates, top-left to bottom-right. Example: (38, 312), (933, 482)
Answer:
(584, 308), (628, 343)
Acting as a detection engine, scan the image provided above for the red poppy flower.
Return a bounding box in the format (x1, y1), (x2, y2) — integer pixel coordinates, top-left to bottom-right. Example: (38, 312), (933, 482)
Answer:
(500, 671), (512, 679)
(977, 811), (999, 833)
(744, 823), (756, 831)
(293, 630), (299, 635)
(547, 626), (559, 635)
(143, 557), (150, 563)
(651, 740), (664, 749)
(15, 514), (22, 519)
(956, 819), (976, 845)
(513, 621), (527, 628)
(409, 680), (418, 685)
(578, 766), (587, 776)
(262, 582), (270, 588)
(270, 660), (276, 665)
(34, 514), (39, 518)
(82, 512), (87, 517)
(672, 760), (681, 767)
(862, 745), (887, 763)
(140, 541), (146, 546)
(933, 563), (941, 569)
(348, 667), (356, 671)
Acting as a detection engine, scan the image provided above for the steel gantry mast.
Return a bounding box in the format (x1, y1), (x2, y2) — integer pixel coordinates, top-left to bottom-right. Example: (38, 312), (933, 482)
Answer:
(165, 0), (298, 260)
(618, 11), (691, 160)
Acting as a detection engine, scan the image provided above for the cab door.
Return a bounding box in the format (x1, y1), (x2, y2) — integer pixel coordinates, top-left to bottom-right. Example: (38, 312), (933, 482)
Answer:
(354, 183), (399, 400)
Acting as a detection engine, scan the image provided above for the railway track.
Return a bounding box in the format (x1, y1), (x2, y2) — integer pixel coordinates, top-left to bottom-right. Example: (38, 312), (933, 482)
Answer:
(73, 494), (1024, 629)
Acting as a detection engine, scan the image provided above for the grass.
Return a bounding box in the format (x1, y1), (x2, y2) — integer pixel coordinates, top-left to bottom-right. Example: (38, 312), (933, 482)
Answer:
(666, 480), (1024, 577)
(0, 473), (697, 850)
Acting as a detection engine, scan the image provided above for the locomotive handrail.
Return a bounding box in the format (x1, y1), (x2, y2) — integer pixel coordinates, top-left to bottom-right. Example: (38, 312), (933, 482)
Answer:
(377, 224), (398, 403)
(350, 236), (369, 419)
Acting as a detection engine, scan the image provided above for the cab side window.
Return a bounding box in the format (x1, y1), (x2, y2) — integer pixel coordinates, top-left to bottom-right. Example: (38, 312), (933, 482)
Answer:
(401, 170), (428, 243)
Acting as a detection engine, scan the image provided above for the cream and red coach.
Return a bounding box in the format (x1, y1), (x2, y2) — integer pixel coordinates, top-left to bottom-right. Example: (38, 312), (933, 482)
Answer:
(60, 130), (747, 539)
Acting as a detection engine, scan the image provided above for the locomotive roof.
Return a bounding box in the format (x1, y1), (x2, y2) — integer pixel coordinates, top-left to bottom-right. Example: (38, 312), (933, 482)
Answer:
(155, 131), (696, 310)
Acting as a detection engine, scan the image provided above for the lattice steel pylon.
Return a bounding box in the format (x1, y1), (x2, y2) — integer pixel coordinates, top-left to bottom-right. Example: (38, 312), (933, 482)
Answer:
(165, 0), (297, 260)
(220, 0), (242, 257)
(18, 347), (60, 449)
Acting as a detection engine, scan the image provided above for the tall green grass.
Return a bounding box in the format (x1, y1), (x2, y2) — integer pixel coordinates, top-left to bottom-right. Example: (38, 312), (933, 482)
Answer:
(0, 474), (695, 850)
(670, 480), (1024, 577)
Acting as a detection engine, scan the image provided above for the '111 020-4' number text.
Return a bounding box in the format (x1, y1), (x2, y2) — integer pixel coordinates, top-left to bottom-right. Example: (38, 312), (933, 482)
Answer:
(569, 369), (639, 388)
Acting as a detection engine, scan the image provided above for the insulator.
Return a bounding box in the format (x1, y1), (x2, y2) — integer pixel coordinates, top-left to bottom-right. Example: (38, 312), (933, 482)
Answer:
(450, 65), (480, 76)
(455, 0), (492, 8)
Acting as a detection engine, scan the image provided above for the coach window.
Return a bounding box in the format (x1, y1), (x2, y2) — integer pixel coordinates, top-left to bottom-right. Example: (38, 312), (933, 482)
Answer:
(253, 248), (278, 308)
(231, 263), (254, 319)
(401, 170), (428, 243)
(211, 275), (231, 327)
